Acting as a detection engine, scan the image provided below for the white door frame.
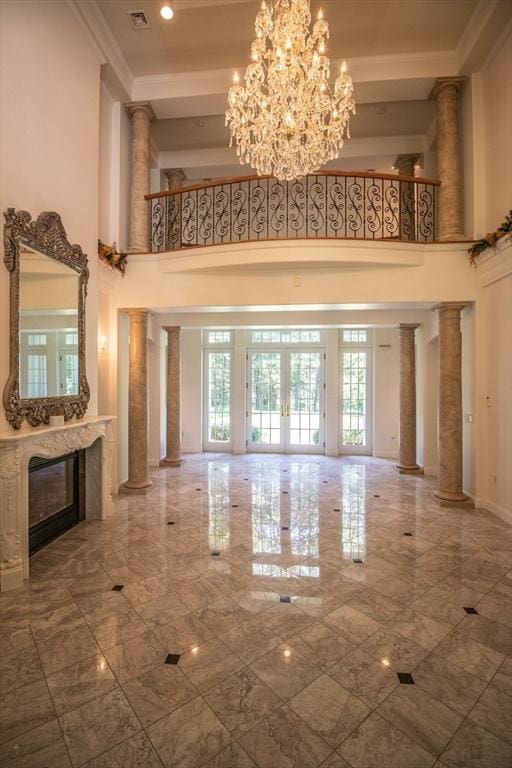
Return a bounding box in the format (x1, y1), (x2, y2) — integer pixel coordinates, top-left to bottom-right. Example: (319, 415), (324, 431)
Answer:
(246, 347), (325, 454)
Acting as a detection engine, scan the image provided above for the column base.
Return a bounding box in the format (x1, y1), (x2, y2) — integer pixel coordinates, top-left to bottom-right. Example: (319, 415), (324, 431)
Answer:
(433, 490), (474, 508)
(160, 457), (183, 467)
(0, 563), (24, 592)
(397, 464), (424, 475)
(120, 479), (152, 494)
(436, 232), (466, 242)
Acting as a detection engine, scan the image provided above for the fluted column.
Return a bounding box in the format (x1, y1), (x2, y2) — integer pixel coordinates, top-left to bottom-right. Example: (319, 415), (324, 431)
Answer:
(429, 77), (465, 241)
(397, 324), (421, 472)
(126, 102), (155, 253)
(121, 310), (152, 493)
(161, 326), (182, 467)
(433, 303), (471, 505)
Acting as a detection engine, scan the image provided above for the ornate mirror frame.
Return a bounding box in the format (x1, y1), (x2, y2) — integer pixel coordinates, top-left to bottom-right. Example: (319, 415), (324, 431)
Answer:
(3, 209), (90, 429)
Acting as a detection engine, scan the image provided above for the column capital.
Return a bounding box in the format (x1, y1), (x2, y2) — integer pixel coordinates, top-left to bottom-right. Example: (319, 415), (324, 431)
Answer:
(429, 77), (466, 101)
(125, 101), (155, 121)
(123, 308), (151, 322)
(432, 302), (471, 314)
(394, 154), (420, 177)
(163, 169), (187, 190)
(162, 325), (181, 334)
(398, 323), (420, 331)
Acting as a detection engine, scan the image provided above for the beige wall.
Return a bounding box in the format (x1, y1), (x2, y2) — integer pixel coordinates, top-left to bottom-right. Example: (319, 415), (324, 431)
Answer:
(373, 328), (399, 459)
(0, 0), (101, 431)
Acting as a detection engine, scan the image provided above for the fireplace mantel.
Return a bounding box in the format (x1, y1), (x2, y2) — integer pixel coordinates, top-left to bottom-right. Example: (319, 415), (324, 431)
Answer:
(0, 415), (116, 591)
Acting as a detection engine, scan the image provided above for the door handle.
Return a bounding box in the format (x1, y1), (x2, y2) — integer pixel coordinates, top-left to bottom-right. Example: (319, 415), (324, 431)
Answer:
(286, 404), (290, 417)
(280, 404), (285, 417)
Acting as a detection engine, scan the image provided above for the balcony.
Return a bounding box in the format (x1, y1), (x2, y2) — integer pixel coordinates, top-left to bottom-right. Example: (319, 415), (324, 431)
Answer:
(146, 171), (439, 254)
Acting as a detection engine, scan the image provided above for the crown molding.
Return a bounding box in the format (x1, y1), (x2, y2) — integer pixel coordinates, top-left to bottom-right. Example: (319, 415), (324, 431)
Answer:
(456, 0), (512, 74)
(68, 0), (133, 99)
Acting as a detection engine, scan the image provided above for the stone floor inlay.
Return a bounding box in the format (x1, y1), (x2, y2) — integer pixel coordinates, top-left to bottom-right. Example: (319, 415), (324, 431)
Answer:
(1, 453), (511, 767)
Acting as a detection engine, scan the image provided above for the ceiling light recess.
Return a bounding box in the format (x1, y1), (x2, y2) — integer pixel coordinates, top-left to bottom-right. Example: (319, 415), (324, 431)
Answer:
(226, 0), (355, 181)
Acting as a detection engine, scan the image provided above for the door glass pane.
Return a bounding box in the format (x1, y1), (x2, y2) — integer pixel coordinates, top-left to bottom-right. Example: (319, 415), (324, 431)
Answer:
(250, 352), (281, 444)
(341, 351), (368, 446)
(207, 351), (231, 443)
(289, 352), (321, 446)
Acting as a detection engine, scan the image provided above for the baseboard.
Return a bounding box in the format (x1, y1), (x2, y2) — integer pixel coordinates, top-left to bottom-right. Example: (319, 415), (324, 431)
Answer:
(474, 497), (512, 526)
(424, 466), (438, 477)
(372, 450), (398, 459)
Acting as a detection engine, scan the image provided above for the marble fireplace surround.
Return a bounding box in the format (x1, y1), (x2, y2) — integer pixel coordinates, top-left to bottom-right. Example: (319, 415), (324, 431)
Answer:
(0, 416), (115, 592)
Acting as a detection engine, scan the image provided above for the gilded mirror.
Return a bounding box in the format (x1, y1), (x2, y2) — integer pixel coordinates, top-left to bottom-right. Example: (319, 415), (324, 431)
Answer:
(3, 209), (90, 429)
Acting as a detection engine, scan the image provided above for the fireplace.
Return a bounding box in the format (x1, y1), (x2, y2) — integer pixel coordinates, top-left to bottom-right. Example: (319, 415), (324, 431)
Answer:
(28, 450), (85, 554)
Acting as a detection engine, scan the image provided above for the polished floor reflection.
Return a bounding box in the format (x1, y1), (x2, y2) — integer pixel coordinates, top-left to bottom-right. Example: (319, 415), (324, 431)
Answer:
(1, 455), (511, 768)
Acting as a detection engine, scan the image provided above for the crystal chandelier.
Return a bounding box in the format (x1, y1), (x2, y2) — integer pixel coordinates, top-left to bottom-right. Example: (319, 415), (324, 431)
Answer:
(225, 0), (355, 181)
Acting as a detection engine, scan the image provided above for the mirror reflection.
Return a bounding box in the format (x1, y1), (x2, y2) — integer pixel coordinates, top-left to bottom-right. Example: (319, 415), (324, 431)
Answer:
(19, 247), (79, 398)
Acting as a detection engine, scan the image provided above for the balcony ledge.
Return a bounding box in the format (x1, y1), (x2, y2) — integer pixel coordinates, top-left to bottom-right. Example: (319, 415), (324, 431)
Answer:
(128, 238), (471, 274)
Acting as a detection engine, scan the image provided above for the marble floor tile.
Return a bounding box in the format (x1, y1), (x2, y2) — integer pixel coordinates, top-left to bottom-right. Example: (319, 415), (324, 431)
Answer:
(290, 674), (370, 748)
(176, 637), (245, 693)
(219, 618), (282, 664)
(0, 679), (56, 745)
(249, 642), (322, 701)
(46, 653), (118, 715)
(323, 604), (383, 645)
(153, 613), (214, 654)
(492, 656), (512, 695)
(434, 630), (505, 682)
(3, 454), (511, 768)
(147, 696), (232, 768)
(0, 645), (44, 694)
(194, 598), (252, 635)
(387, 608), (451, 650)
(103, 630), (166, 683)
(204, 667), (281, 737)
(58, 687), (141, 766)
(338, 711), (436, 768)
(202, 742), (257, 767)
(260, 602), (315, 640)
(347, 588), (407, 624)
(239, 705), (332, 768)
(327, 648), (399, 708)
(468, 684), (512, 744)
(35, 622), (101, 675)
(358, 627), (429, 671)
(0, 719), (71, 768)
(413, 652), (488, 715)
(122, 663), (198, 726)
(454, 614), (512, 656)
(377, 684), (463, 756)
(84, 732), (162, 768)
(287, 621), (354, 671)
(440, 719), (512, 768)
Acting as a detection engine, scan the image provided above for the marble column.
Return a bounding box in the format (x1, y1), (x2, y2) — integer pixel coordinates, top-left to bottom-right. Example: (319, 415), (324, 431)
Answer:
(397, 324), (421, 473)
(163, 168), (187, 191)
(126, 101), (155, 253)
(429, 77), (465, 241)
(161, 326), (182, 466)
(121, 310), (152, 493)
(433, 303), (471, 505)
(395, 154), (420, 241)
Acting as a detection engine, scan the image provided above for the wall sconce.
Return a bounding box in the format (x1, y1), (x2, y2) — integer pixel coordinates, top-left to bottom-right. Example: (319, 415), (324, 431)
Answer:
(99, 334), (107, 354)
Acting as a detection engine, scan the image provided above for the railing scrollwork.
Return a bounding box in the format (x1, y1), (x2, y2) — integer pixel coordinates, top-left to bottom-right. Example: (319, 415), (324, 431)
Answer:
(146, 171), (439, 253)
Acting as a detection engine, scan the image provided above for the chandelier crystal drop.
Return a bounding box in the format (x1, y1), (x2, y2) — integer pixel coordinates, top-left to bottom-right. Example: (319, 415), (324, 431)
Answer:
(225, 0), (356, 181)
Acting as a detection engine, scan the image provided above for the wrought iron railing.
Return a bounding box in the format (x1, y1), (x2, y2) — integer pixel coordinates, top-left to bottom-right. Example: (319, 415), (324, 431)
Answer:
(146, 171), (439, 252)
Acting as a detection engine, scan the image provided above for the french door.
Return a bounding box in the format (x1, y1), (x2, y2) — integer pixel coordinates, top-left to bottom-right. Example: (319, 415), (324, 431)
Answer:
(247, 349), (325, 453)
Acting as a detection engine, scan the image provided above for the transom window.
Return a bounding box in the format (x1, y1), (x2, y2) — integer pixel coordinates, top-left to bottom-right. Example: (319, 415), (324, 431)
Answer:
(250, 330), (320, 344)
(206, 331), (232, 345)
(341, 329), (368, 344)
(27, 333), (47, 346)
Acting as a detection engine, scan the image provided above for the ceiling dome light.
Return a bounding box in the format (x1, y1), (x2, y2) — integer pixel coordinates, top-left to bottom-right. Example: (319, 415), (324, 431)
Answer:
(160, 5), (174, 20)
